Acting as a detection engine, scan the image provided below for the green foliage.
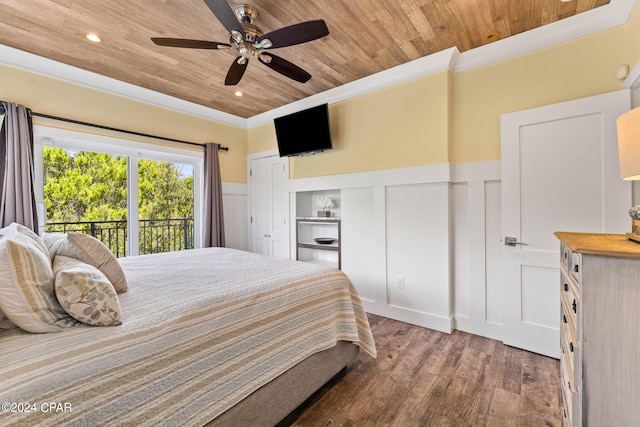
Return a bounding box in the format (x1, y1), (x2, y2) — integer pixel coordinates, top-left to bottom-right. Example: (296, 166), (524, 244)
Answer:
(43, 147), (194, 223)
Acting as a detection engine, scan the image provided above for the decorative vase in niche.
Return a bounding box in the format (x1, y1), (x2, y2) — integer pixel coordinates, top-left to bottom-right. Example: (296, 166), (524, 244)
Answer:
(316, 196), (334, 218)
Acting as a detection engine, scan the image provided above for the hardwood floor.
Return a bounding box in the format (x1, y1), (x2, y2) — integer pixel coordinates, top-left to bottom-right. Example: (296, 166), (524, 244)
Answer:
(284, 314), (561, 427)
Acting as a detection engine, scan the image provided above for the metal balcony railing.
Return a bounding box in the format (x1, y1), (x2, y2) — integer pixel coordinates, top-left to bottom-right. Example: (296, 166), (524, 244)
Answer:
(45, 218), (194, 258)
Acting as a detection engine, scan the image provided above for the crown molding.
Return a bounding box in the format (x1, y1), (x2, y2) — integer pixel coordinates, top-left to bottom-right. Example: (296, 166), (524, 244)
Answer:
(454, 0), (637, 73)
(0, 0), (636, 130)
(0, 44), (247, 129)
(246, 47), (460, 128)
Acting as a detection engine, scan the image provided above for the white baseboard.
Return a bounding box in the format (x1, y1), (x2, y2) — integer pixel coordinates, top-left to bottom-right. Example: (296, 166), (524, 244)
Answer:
(363, 301), (454, 334)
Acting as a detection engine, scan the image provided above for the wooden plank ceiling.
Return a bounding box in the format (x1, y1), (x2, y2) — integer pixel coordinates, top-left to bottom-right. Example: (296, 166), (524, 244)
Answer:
(0, 0), (609, 118)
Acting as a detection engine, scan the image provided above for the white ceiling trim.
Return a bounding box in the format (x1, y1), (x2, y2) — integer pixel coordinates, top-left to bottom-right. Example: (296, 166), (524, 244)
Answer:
(0, 43), (247, 128)
(0, 0), (636, 130)
(246, 47), (460, 128)
(455, 0), (637, 73)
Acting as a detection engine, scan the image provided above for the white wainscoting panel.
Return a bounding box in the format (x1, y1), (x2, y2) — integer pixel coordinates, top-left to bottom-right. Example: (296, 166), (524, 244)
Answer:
(451, 162), (503, 340)
(385, 183), (452, 332)
(452, 183), (469, 319)
(341, 187), (376, 303)
(282, 161), (502, 339)
(485, 181), (503, 328)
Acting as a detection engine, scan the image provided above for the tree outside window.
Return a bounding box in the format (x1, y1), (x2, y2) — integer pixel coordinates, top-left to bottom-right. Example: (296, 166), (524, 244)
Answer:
(43, 147), (194, 256)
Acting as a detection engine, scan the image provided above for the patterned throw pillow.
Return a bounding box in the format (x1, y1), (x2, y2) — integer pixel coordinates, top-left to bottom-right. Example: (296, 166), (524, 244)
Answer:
(44, 232), (128, 293)
(0, 223), (77, 333)
(53, 256), (122, 327)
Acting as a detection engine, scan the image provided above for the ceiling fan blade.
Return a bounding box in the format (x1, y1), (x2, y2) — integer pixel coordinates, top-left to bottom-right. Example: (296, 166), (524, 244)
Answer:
(225, 57), (248, 85)
(258, 53), (311, 83)
(151, 38), (230, 49)
(203, 0), (245, 37)
(258, 20), (329, 49)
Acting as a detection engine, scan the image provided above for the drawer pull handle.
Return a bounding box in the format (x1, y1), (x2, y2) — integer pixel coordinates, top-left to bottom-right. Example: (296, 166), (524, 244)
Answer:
(572, 299), (577, 313)
(570, 342), (574, 352)
(563, 314), (567, 324)
(564, 283), (569, 292)
(574, 265), (579, 273)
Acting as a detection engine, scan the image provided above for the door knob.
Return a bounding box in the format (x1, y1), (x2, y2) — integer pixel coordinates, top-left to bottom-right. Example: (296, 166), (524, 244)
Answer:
(504, 236), (527, 247)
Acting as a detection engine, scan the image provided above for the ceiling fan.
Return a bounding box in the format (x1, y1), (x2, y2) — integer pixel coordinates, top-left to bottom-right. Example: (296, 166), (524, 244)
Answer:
(151, 0), (329, 86)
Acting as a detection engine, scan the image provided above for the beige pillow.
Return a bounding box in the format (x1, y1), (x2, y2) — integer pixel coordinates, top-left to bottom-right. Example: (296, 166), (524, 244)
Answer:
(44, 232), (128, 293)
(0, 310), (16, 331)
(0, 223), (77, 333)
(53, 256), (122, 327)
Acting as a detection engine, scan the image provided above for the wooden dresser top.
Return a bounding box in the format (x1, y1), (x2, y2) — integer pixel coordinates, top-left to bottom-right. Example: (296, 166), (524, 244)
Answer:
(555, 232), (640, 258)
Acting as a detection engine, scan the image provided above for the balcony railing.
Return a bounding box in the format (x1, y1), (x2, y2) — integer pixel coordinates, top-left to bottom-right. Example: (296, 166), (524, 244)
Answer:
(45, 218), (194, 258)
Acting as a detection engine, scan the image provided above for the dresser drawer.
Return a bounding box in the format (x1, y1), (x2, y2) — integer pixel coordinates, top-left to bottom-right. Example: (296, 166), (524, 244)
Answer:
(561, 378), (573, 427)
(561, 244), (571, 270)
(560, 326), (577, 392)
(561, 282), (578, 342)
(569, 252), (581, 282)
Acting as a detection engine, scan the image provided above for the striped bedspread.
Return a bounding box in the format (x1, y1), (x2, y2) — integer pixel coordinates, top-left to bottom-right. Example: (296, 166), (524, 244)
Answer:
(0, 248), (376, 426)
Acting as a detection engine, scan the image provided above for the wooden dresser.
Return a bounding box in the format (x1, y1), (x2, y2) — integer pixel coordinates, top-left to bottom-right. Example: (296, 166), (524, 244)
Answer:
(555, 232), (640, 427)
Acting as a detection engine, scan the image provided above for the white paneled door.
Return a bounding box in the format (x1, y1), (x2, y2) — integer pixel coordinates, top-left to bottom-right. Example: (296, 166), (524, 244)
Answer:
(501, 90), (631, 358)
(250, 155), (290, 259)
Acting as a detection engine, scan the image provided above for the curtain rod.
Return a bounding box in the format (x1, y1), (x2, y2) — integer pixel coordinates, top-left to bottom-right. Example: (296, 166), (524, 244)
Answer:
(0, 103), (229, 151)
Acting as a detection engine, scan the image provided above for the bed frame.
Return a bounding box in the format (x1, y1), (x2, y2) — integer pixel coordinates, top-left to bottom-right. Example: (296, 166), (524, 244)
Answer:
(209, 341), (359, 426)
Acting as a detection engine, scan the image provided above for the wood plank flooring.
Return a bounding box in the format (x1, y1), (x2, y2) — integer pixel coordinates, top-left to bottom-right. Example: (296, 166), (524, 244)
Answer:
(283, 314), (561, 427)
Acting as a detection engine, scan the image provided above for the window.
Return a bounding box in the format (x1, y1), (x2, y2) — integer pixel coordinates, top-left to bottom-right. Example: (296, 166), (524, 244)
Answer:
(137, 158), (194, 254)
(34, 126), (203, 256)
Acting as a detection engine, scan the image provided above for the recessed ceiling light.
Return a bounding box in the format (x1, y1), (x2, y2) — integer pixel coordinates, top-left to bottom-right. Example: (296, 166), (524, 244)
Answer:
(482, 31), (500, 44)
(86, 33), (101, 43)
(234, 91), (243, 97)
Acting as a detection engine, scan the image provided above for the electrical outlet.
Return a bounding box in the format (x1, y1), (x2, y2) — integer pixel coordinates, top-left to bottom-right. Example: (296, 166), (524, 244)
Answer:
(396, 275), (405, 289)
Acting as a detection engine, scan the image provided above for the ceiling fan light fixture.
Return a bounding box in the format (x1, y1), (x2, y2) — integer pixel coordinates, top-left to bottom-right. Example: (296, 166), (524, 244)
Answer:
(235, 4), (258, 24)
(256, 39), (272, 49)
(152, 1), (328, 86)
(258, 54), (272, 64)
(230, 30), (244, 45)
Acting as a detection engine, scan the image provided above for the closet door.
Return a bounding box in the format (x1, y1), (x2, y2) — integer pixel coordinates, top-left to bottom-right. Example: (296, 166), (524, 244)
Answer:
(500, 90), (631, 358)
(250, 155), (290, 258)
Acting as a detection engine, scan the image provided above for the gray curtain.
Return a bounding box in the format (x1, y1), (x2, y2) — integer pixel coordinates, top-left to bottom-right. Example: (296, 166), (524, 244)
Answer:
(203, 142), (225, 247)
(0, 102), (38, 231)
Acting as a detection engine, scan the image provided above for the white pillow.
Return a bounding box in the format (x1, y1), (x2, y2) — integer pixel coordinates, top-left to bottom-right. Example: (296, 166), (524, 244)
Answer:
(53, 255), (122, 327)
(0, 223), (77, 333)
(44, 232), (128, 293)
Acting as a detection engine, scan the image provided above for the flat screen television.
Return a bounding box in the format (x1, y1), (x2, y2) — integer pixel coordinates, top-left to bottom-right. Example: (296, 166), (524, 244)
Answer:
(274, 104), (333, 157)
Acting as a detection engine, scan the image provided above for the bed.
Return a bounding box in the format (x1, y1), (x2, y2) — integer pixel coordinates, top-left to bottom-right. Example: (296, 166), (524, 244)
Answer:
(0, 224), (376, 426)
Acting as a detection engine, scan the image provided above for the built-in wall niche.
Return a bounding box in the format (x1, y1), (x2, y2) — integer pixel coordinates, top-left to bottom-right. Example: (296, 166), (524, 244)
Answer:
(295, 189), (341, 218)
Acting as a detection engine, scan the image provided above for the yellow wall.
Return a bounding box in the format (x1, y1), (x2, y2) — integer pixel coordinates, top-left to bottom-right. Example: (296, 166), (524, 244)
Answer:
(247, 122), (278, 155)
(451, 26), (628, 164)
(248, 13), (636, 173)
(0, 64), (248, 183)
(249, 71), (451, 179)
(292, 71), (450, 179)
(4, 5), (639, 182)
(628, 0), (640, 67)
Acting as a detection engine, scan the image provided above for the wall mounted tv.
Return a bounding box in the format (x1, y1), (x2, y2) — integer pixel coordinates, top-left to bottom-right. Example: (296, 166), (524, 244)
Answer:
(274, 104), (333, 157)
